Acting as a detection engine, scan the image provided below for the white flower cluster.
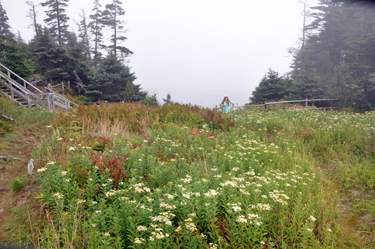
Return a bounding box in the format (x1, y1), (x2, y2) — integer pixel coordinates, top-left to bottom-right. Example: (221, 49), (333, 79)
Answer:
(231, 203), (242, 212)
(134, 183), (150, 193)
(250, 203), (271, 211)
(184, 218), (197, 232)
(269, 190), (289, 206)
(53, 193), (64, 199)
(204, 189), (219, 198)
(134, 237), (145, 244)
(137, 225), (147, 232)
(149, 211), (175, 226)
(160, 202), (176, 210)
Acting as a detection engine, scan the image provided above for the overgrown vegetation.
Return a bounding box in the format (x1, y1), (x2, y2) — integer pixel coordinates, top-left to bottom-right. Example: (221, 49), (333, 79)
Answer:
(0, 95), (374, 248)
(1, 98), (371, 248)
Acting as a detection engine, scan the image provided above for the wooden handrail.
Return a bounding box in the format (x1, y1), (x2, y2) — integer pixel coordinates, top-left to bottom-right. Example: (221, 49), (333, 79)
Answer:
(0, 62), (76, 112)
(0, 63), (43, 95)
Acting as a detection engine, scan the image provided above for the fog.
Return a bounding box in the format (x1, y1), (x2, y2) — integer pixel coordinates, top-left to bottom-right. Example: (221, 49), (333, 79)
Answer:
(2, 0), (318, 107)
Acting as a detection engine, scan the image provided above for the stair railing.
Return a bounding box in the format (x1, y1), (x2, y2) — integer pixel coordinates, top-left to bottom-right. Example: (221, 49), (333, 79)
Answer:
(0, 63), (76, 112)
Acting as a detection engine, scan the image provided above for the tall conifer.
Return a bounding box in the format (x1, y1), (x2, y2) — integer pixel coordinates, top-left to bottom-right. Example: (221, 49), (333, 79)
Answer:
(41, 0), (70, 45)
(0, 2), (13, 39)
(102, 0), (132, 58)
(89, 0), (104, 68)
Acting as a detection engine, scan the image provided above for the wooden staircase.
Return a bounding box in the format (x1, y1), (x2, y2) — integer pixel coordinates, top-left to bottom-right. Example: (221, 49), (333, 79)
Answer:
(0, 63), (76, 112)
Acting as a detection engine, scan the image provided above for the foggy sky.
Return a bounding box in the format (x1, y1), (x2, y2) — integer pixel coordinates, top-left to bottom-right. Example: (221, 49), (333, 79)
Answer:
(2, 0), (318, 107)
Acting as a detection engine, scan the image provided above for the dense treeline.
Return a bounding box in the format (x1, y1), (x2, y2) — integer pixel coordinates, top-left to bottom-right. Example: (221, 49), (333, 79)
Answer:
(250, 0), (375, 111)
(0, 0), (155, 105)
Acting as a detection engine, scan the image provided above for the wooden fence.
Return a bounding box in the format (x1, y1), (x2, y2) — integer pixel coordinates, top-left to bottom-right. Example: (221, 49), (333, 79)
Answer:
(215, 98), (340, 112)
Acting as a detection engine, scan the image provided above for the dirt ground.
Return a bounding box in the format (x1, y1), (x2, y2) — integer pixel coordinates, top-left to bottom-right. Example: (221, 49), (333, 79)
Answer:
(0, 130), (37, 245)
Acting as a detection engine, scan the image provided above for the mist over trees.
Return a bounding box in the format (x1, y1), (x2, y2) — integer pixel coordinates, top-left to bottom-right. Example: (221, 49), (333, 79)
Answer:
(250, 0), (375, 111)
(0, 0), (152, 105)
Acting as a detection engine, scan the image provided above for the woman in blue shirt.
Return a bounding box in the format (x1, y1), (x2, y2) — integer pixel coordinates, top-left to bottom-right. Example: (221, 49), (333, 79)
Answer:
(220, 95), (234, 112)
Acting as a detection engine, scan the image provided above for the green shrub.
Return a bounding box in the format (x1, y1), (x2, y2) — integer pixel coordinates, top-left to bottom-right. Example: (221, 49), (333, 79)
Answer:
(0, 118), (13, 136)
(12, 177), (24, 193)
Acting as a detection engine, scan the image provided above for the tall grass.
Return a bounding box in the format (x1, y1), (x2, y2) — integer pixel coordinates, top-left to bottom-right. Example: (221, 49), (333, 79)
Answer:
(3, 101), (370, 248)
(0, 96), (55, 128)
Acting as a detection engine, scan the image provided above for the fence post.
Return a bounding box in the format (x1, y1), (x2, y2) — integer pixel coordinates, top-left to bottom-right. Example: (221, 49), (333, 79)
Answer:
(264, 102), (267, 112)
(27, 94), (31, 108)
(47, 93), (51, 111)
(10, 85), (14, 99)
(68, 81), (70, 88)
(62, 82), (65, 95)
(305, 98), (308, 109)
(52, 94), (55, 113)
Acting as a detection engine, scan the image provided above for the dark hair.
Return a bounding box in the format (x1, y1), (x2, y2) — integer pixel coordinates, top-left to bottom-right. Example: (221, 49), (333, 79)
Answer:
(221, 96), (230, 105)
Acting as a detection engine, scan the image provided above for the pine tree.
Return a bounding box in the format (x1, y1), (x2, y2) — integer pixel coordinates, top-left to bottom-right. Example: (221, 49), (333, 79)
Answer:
(141, 93), (158, 106)
(26, 1), (40, 36)
(162, 93), (172, 104)
(77, 9), (91, 63)
(289, 0), (375, 110)
(102, 0), (132, 58)
(41, 0), (70, 45)
(122, 82), (146, 102)
(0, 2), (13, 39)
(30, 28), (73, 81)
(0, 37), (33, 79)
(292, 59), (325, 99)
(86, 54), (138, 103)
(249, 69), (292, 104)
(89, 0), (104, 68)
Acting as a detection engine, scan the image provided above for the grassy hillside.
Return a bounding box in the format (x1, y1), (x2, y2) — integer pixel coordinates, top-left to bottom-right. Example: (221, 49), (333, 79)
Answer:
(0, 97), (374, 248)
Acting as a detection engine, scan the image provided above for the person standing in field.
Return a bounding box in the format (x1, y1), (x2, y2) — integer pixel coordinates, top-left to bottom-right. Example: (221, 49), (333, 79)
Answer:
(220, 95), (234, 112)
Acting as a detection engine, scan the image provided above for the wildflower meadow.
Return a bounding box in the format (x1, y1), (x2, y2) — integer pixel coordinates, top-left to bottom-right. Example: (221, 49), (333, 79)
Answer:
(26, 103), (375, 248)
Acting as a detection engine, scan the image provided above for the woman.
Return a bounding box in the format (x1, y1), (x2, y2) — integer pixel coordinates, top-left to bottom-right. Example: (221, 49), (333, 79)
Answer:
(220, 95), (234, 112)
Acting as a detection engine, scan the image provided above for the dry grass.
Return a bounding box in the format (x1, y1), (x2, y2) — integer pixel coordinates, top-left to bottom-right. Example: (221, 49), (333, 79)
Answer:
(82, 117), (132, 139)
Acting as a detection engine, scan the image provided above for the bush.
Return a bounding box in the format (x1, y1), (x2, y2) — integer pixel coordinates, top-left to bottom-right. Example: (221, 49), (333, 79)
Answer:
(0, 118), (13, 136)
(12, 177), (24, 193)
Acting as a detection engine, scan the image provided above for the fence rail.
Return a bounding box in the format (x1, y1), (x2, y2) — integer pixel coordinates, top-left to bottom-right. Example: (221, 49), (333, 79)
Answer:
(0, 63), (76, 112)
(215, 98), (340, 112)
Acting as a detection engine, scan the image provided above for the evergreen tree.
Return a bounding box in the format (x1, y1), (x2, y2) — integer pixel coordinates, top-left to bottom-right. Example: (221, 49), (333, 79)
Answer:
(89, 0), (104, 68)
(85, 54), (139, 103)
(26, 1), (40, 36)
(289, 0), (375, 110)
(102, 0), (132, 58)
(141, 93), (158, 106)
(30, 28), (74, 81)
(162, 93), (172, 104)
(77, 9), (91, 63)
(292, 59), (325, 99)
(0, 2), (13, 39)
(66, 32), (86, 65)
(122, 82), (146, 102)
(41, 0), (70, 45)
(0, 37), (33, 79)
(249, 69), (292, 104)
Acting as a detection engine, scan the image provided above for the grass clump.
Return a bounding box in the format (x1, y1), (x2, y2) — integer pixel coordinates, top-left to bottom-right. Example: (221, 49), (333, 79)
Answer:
(11, 176), (25, 192)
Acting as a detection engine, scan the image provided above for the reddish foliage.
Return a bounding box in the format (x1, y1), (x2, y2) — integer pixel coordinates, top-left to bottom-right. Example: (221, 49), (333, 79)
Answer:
(74, 102), (235, 133)
(215, 215), (232, 243)
(207, 131), (216, 138)
(190, 128), (201, 137)
(91, 152), (129, 187)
